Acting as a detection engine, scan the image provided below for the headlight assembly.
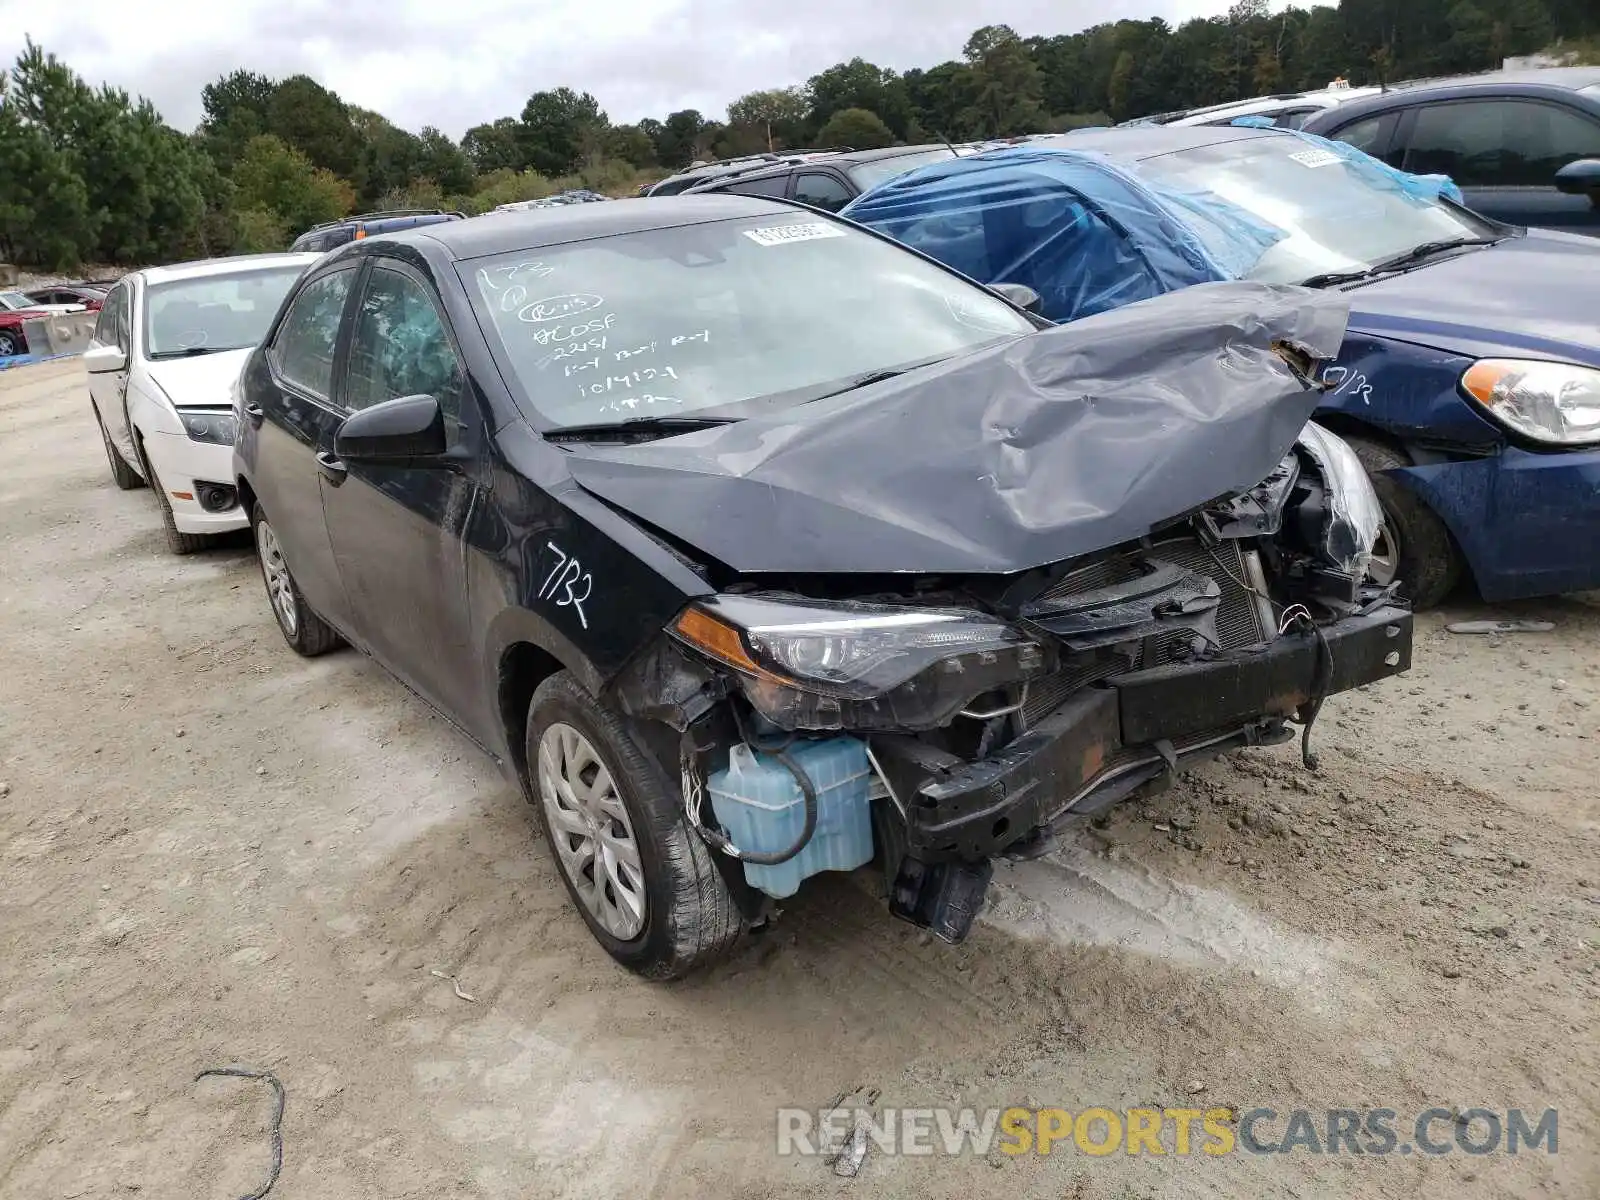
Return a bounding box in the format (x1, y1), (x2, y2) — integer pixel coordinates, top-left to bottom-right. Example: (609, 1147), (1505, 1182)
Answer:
(1462, 359), (1600, 446)
(179, 408), (238, 446)
(670, 594), (1049, 731)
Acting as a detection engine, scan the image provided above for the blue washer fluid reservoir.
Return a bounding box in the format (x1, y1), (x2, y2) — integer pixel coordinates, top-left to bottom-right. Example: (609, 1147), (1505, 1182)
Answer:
(705, 738), (875, 899)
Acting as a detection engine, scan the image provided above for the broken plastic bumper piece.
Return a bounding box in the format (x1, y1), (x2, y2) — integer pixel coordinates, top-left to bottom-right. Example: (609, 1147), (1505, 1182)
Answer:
(872, 604), (1412, 864)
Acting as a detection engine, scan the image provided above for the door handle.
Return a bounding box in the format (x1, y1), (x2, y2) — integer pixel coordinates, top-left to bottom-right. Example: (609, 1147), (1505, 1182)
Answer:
(243, 402), (265, 423)
(316, 450), (348, 484)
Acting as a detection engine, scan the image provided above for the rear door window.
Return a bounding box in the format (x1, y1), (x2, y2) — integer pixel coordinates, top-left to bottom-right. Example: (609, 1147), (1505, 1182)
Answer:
(270, 268), (358, 399)
(1401, 99), (1600, 186)
(793, 173), (855, 212)
(720, 174), (792, 198)
(1329, 113), (1398, 164)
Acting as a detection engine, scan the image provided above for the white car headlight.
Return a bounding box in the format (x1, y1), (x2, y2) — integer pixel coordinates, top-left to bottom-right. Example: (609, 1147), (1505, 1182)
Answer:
(1462, 359), (1600, 446)
(1296, 421), (1384, 578)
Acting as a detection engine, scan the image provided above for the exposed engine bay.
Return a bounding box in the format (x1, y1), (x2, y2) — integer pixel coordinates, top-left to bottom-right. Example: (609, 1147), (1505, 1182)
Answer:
(610, 422), (1412, 944)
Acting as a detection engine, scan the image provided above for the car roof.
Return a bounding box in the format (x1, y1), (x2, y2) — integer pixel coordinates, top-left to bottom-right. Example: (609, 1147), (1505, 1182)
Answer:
(1025, 124), (1274, 161)
(1303, 66), (1600, 130)
(1384, 65), (1600, 93)
(1170, 86), (1382, 123)
(139, 253), (322, 286)
(393, 194), (805, 260)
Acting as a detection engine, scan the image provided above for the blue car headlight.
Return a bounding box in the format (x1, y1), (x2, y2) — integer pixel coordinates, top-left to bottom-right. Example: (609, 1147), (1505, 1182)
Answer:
(1463, 359), (1600, 446)
(178, 408), (238, 446)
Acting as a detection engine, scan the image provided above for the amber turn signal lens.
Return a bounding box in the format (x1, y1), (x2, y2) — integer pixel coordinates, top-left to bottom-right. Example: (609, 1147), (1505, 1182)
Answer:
(673, 606), (763, 675)
(1462, 360), (1512, 405)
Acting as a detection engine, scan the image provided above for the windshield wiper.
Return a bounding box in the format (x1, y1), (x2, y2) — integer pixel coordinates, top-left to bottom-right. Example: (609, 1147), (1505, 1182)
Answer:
(802, 366), (920, 404)
(1301, 236), (1499, 289)
(543, 415), (736, 443)
(153, 346), (232, 358)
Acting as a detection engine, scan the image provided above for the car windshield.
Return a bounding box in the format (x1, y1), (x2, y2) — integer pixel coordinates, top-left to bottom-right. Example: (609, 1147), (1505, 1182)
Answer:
(0, 291), (33, 310)
(1137, 136), (1495, 285)
(463, 213), (1034, 428)
(144, 266), (308, 358)
(847, 148), (959, 192)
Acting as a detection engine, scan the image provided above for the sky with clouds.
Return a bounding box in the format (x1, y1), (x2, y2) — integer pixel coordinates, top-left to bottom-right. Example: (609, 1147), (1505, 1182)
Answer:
(2, 0), (1241, 137)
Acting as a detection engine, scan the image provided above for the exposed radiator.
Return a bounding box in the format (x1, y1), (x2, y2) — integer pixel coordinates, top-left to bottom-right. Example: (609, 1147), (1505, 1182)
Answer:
(1021, 536), (1269, 727)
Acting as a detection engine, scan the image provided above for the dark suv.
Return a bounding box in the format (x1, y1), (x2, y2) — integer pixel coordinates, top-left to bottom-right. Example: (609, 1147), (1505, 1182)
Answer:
(683, 144), (963, 210)
(1302, 67), (1600, 234)
(288, 209), (467, 253)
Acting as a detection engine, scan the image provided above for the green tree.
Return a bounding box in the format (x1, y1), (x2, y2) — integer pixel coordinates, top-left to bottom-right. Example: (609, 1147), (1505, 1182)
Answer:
(233, 134), (353, 236)
(462, 117), (522, 173)
(198, 69), (275, 169)
(727, 86), (808, 150)
(266, 75), (365, 185)
(417, 127), (474, 194)
(606, 123), (657, 168)
(964, 25), (1046, 136)
(816, 106), (894, 150)
(518, 87), (606, 176)
(0, 77), (92, 267)
(654, 109), (708, 166)
(807, 58), (911, 137)
(1107, 50), (1137, 119)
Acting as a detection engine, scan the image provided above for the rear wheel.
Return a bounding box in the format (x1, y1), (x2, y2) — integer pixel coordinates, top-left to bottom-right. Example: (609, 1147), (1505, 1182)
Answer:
(94, 405), (143, 491)
(526, 671), (744, 979)
(251, 502), (342, 657)
(0, 328), (23, 358)
(1346, 435), (1463, 610)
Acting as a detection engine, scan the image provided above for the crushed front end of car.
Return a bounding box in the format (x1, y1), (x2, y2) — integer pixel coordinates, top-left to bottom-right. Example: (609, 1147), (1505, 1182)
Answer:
(600, 283), (1413, 942)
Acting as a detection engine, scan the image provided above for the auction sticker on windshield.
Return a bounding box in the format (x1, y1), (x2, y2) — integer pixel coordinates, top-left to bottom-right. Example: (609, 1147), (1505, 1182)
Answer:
(743, 223), (849, 247)
(1289, 148), (1342, 169)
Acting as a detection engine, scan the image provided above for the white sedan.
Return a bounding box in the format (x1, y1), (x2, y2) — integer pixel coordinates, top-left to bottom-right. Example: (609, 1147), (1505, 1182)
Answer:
(84, 254), (320, 553)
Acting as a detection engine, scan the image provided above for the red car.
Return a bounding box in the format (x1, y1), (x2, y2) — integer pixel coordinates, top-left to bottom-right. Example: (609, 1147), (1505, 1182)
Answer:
(24, 284), (107, 312)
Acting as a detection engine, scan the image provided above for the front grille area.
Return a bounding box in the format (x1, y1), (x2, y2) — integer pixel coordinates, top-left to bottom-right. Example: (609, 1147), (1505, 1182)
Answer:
(1020, 536), (1269, 727)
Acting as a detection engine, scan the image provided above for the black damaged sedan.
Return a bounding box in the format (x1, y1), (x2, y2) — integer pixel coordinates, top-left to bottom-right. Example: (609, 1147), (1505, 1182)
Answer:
(233, 195), (1413, 977)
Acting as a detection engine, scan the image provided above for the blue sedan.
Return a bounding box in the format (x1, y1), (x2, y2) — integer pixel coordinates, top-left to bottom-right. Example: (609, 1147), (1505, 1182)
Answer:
(843, 127), (1600, 608)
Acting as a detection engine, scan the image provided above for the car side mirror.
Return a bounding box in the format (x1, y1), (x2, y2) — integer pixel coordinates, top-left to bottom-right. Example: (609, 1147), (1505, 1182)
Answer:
(1554, 158), (1600, 199)
(83, 344), (127, 374)
(335, 394), (447, 463)
(991, 282), (1043, 314)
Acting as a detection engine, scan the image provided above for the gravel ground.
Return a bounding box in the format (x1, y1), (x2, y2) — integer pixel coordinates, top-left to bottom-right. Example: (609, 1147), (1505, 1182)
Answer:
(2, 357), (1597, 1200)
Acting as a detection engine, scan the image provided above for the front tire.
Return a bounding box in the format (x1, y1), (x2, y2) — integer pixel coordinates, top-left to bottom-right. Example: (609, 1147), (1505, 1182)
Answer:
(1347, 435), (1463, 610)
(251, 502), (341, 657)
(95, 405), (143, 491)
(526, 672), (744, 979)
(138, 437), (213, 556)
(0, 328), (24, 358)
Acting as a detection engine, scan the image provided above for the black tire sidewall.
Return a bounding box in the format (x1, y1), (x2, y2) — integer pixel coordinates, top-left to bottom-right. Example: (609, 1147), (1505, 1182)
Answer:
(525, 672), (736, 977)
(250, 502), (321, 653)
(1348, 435), (1461, 609)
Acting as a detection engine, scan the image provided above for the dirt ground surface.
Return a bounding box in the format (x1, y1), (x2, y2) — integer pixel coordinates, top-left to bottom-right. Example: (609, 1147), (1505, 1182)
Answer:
(2, 356), (1597, 1200)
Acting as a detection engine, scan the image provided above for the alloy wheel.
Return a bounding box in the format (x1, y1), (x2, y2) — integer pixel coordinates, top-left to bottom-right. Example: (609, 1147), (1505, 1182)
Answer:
(537, 722), (647, 940)
(256, 520), (299, 637)
(1368, 520), (1400, 588)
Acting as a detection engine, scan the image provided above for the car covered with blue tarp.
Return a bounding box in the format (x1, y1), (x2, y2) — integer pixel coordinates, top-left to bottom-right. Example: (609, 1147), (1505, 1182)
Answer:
(842, 127), (1600, 608)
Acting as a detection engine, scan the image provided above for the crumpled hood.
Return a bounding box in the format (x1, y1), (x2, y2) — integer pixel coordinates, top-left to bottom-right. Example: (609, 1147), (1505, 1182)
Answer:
(145, 348), (250, 407)
(563, 282), (1349, 575)
(1349, 230), (1600, 368)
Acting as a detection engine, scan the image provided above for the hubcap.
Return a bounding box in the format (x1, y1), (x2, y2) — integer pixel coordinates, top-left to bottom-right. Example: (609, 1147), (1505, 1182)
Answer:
(1368, 520), (1400, 587)
(257, 520), (299, 637)
(537, 722), (647, 941)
